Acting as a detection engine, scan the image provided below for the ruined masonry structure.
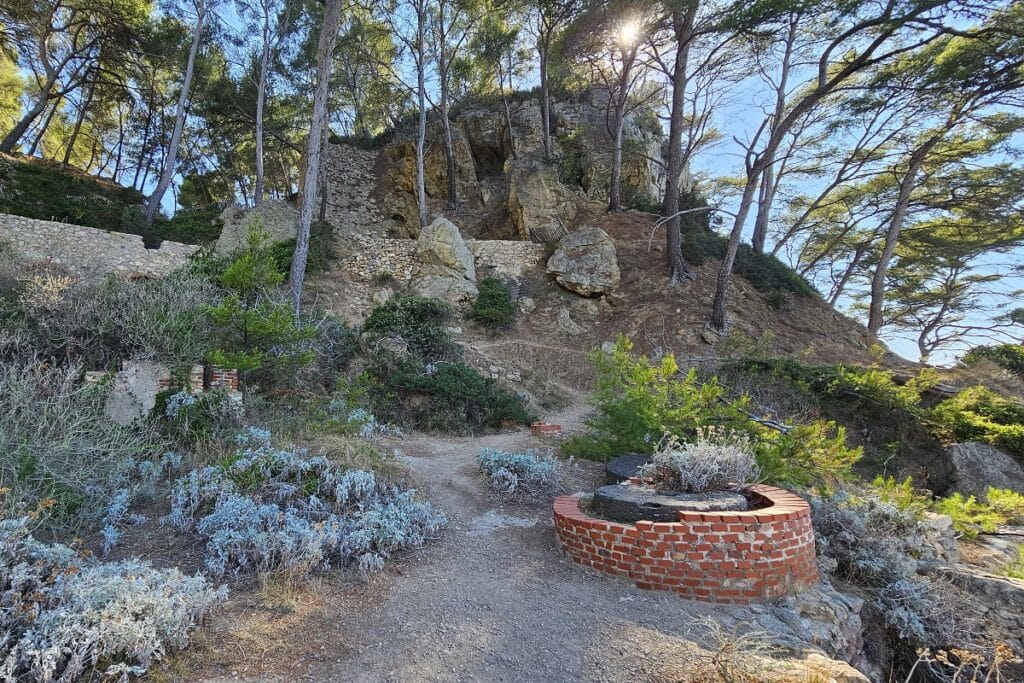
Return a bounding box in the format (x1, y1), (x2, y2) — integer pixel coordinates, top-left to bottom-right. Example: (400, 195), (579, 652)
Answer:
(553, 485), (819, 604)
(0, 214), (199, 278)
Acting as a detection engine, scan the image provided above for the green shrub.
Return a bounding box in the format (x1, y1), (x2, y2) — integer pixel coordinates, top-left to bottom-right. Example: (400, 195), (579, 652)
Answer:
(151, 207), (224, 244)
(467, 277), (515, 330)
(0, 154), (144, 230)
(206, 220), (315, 372)
(363, 356), (533, 434)
(564, 337), (861, 489)
(266, 220), (335, 275)
(2, 262), (218, 370)
(931, 385), (1024, 458)
(869, 476), (931, 515)
(683, 229), (817, 299)
(962, 343), (1024, 378)
(933, 493), (1005, 539)
(985, 487), (1024, 525)
(156, 388), (238, 448)
(361, 295), (457, 361)
(1003, 546), (1024, 580)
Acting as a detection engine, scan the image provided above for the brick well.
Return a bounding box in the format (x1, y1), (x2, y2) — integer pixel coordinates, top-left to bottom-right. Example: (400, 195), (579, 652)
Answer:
(553, 484), (818, 604)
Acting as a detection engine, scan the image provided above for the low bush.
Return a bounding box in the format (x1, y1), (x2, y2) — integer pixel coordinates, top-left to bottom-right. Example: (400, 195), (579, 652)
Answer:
(361, 295), (457, 362)
(0, 361), (166, 533)
(478, 448), (560, 496)
(932, 493), (1005, 540)
(962, 343), (1024, 379)
(812, 490), (977, 659)
(683, 229), (817, 300)
(564, 337), (860, 490)
(0, 260), (218, 370)
(152, 206), (224, 245)
(0, 516), (226, 682)
(638, 429), (758, 493)
(157, 388), (240, 448)
(266, 220), (335, 276)
(167, 428), (445, 576)
(363, 356), (534, 434)
(986, 487), (1024, 524)
(931, 385), (1024, 458)
(467, 277), (515, 330)
(1003, 546), (1024, 580)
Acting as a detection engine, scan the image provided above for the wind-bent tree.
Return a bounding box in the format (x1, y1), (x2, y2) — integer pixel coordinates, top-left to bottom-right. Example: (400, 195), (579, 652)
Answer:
(860, 13), (1024, 335)
(289, 0), (343, 313)
(707, 0), (1005, 333)
(145, 0), (212, 223)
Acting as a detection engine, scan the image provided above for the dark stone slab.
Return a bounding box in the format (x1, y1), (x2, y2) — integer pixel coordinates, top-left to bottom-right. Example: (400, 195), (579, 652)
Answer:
(604, 453), (652, 484)
(592, 483), (749, 523)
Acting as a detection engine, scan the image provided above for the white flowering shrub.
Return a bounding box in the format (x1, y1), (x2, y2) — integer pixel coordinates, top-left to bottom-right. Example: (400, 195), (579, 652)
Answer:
(477, 448), (560, 496)
(167, 427), (445, 577)
(0, 517), (226, 682)
(639, 428), (759, 493)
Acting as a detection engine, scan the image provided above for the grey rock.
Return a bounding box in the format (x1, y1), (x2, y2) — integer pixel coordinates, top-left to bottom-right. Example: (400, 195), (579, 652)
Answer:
(944, 441), (1024, 499)
(415, 216), (476, 281)
(215, 200), (298, 256)
(409, 274), (478, 308)
(547, 226), (620, 297)
(557, 309), (586, 336)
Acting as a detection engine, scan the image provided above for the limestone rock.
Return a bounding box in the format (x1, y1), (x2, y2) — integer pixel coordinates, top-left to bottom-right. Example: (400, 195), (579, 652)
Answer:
(547, 226), (620, 297)
(105, 361), (170, 426)
(507, 159), (579, 243)
(518, 297), (536, 314)
(415, 216), (476, 281)
(409, 274), (478, 308)
(557, 309), (586, 336)
(215, 200), (298, 256)
(944, 442), (1024, 498)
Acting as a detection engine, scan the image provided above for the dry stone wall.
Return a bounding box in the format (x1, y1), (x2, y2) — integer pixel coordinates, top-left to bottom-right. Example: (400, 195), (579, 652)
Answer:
(0, 213), (198, 278)
(341, 237), (546, 283)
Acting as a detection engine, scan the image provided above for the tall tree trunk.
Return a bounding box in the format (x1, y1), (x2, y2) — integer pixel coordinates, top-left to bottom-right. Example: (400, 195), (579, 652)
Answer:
(289, 0), (342, 315)
(414, 0), (428, 229)
(828, 243), (868, 306)
(145, 0), (207, 224)
(664, 4), (697, 284)
(750, 18), (796, 254)
(63, 79), (96, 167)
(867, 151), (927, 335)
(539, 39), (552, 162)
(710, 177), (761, 330)
(608, 49), (635, 212)
(439, 53), (457, 208)
(254, 7), (271, 206)
(2, 87), (53, 153)
(28, 96), (62, 157)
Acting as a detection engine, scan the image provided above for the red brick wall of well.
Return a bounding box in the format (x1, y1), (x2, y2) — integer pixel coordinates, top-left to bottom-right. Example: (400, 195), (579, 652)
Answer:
(553, 485), (818, 604)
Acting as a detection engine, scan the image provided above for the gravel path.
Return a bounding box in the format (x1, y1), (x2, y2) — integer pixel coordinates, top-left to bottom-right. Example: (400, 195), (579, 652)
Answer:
(298, 402), (754, 682)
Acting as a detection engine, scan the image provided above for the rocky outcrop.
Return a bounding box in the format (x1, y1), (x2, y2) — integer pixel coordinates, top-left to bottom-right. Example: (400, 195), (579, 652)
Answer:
(215, 200), (298, 256)
(104, 360), (171, 426)
(943, 442), (1024, 498)
(547, 226), (620, 297)
(415, 215), (476, 281)
(507, 159), (581, 243)
(409, 216), (478, 307)
(319, 87), (666, 243)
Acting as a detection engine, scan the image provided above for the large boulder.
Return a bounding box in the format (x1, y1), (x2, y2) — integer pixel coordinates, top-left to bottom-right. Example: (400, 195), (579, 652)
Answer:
(410, 216), (478, 308)
(944, 442), (1024, 498)
(547, 226), (621, 297)
(507, 159), (582, 243)
(215, 200), (298, 256)
(415, 215), (476, 281)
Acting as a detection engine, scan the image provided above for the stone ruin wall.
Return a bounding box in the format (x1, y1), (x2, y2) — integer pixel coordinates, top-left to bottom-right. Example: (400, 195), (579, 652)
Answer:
(341, 237), (548, 283)
(0, 213), (199, 278)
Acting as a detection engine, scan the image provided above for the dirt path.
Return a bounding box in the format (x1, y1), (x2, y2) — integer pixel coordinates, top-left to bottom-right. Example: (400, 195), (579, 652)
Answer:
(299, 401), (742, 682)
(186, 399), (830, 683)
